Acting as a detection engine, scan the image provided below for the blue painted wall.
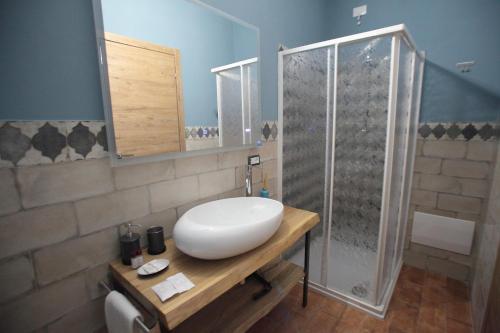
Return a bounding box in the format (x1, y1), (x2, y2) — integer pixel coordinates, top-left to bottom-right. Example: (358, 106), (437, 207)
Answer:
(204, 0), (329, 120)
(326, 0), (500, 122)
(0, 0), (103, 120)
(4, 0), (495, 123)
(231, 23), (258, 61)
(0, 0), (328, 121)
(102, 0), (257, 126)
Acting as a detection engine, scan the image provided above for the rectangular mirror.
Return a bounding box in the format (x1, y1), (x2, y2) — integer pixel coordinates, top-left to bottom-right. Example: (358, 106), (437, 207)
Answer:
(93, 0), (261, 164)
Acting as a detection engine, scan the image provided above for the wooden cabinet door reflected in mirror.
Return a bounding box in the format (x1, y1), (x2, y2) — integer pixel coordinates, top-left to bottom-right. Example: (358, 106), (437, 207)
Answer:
(104, 32), (186, 157)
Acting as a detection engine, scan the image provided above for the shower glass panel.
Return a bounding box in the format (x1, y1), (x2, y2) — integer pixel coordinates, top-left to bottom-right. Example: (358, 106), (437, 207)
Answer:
(279, 25), (424, 316)
(283, 47), (334, 285)
(397, 53), (423, 264)
(244, 62), (261, 144)
(328, 36), (392, 303)
(378, 39), (414, 302)
(218, 67), (243, 147)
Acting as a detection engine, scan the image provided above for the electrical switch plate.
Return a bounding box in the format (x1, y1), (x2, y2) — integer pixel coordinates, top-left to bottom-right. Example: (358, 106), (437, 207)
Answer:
(456, 61), (475, 73)
(353, 5), (367, 18)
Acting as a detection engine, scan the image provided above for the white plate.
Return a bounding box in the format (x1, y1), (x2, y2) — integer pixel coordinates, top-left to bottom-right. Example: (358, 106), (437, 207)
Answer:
(137, 259), (170, 276)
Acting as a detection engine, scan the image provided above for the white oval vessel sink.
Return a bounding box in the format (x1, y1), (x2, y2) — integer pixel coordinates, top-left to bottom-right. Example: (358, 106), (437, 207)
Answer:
(173, 197), (284, 260)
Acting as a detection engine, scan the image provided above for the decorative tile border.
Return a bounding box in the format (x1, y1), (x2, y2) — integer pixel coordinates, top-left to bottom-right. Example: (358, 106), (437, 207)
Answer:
(184, 126), (219, 140)
(0, 121), (280, 166)
(0, 121), (107, 167)
(418, 122), (499, 141)
(262, 121), (278, 142)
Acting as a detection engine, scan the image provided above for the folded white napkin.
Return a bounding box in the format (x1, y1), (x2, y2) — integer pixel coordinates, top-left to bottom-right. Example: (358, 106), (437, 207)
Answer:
(152, 273), (195, 302)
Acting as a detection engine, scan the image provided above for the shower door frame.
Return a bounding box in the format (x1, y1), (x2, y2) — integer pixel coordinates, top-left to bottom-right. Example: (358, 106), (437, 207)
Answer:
(277, 24), (425, 317)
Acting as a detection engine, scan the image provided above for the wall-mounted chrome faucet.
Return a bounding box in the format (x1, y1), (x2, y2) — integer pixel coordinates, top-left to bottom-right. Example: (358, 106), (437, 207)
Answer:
(246, 155), (261, 197)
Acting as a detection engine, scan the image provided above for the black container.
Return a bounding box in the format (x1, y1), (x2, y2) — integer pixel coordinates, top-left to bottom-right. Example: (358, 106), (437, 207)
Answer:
(147, 226), (166, 255)
(120, 232), (141, 266)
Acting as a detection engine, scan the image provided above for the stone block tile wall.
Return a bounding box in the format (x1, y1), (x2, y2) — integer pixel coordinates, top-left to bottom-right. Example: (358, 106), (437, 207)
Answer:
(471, 141), (500, 332)
(0, 141), (277, 333)
(404, 130), (498, 282)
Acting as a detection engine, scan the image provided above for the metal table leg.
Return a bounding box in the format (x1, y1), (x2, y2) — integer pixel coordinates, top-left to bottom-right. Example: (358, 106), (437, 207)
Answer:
(303, 231), (310, 307)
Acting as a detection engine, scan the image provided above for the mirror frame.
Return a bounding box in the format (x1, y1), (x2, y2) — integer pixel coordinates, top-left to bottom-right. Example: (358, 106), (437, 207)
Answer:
(91, 0), (262, 166)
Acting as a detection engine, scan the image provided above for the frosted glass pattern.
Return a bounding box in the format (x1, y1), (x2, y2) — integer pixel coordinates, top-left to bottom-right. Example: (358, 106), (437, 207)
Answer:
(397, 54), (422, 264)
(379, 40), (413, 302)
(218, 67), (243, 147)
(280, 29), (423, 312)
(328, 37), (391, 302)
(283, 47), (333, 284)
(243, 62), (261, 144)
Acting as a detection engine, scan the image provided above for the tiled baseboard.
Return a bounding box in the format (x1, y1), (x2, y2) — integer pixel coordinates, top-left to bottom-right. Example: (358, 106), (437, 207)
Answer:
(0, 120), (280, 167)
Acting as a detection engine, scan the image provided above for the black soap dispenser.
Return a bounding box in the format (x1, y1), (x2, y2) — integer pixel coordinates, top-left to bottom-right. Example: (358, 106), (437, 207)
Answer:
(120, 223), (141, 266)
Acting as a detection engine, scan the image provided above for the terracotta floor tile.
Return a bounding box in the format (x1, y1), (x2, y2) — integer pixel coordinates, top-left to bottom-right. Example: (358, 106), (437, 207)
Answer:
(289, 284), (303, 298)
(249, 266), (472, 333)
(446, 318), (473, 333)
(247, 315), (281, 333)
(333, 307), (369, 333)
(424, 271), (447, 288)
(320, 298), (346, 318)
(293, 300), (320, 322)
(386, 303), (419, 333)
(305, 289), (329, 310)
(445, 278), (469, 302)
(446, 301), (472, 325)
(421, 283), (454, 306)
(305, 310), (340, 333)
(392, 279), (422, 309)
(334, 308), (389, 333)
(416, 304), (447, 333)
(360, 315), (390, 333)
(267, 301), (295, 322)
(400, 266), (426, 285)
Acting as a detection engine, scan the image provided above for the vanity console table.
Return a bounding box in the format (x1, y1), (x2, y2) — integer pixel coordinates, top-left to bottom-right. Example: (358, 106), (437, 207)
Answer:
(109, 206), (319, 332)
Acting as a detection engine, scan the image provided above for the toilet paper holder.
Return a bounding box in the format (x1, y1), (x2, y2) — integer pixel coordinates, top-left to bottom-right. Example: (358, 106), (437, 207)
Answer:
(100, 280), (151, 333)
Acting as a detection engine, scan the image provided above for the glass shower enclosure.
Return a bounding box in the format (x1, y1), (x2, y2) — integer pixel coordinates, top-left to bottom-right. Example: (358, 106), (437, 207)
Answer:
(278, 25), (425, 317)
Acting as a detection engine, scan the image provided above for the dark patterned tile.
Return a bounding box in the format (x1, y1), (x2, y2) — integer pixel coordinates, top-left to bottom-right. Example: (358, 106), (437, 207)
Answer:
(197, 127), (204, 138)
(190, 128), (197, 138)
(418, 124), (432, 138)
(209, 127), (217, 137)
(0, 123), (31, 165)
(494, 124), (500, 138)
(431, 124), (446, 139)
(446, 123), (462, 140)
(67, 122), (96, 157)
(96, 125), (108, 151)
(271, 123), (278, 140)
(478, 123), (494, 141)
(462, 124), (478, 141)
(262, 123), (271, 140)
(31, 122), (66, 161)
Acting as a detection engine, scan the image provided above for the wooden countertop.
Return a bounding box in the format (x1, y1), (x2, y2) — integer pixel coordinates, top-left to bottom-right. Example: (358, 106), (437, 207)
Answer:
(109, 206), (319, 330)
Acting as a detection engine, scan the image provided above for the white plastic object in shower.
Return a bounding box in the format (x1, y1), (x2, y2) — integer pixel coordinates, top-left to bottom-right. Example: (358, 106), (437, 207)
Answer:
(411, 212), (475, 255)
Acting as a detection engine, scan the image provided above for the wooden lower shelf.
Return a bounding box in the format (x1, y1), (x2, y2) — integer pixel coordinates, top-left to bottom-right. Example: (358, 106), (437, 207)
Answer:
(172, 260), (304, 333)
